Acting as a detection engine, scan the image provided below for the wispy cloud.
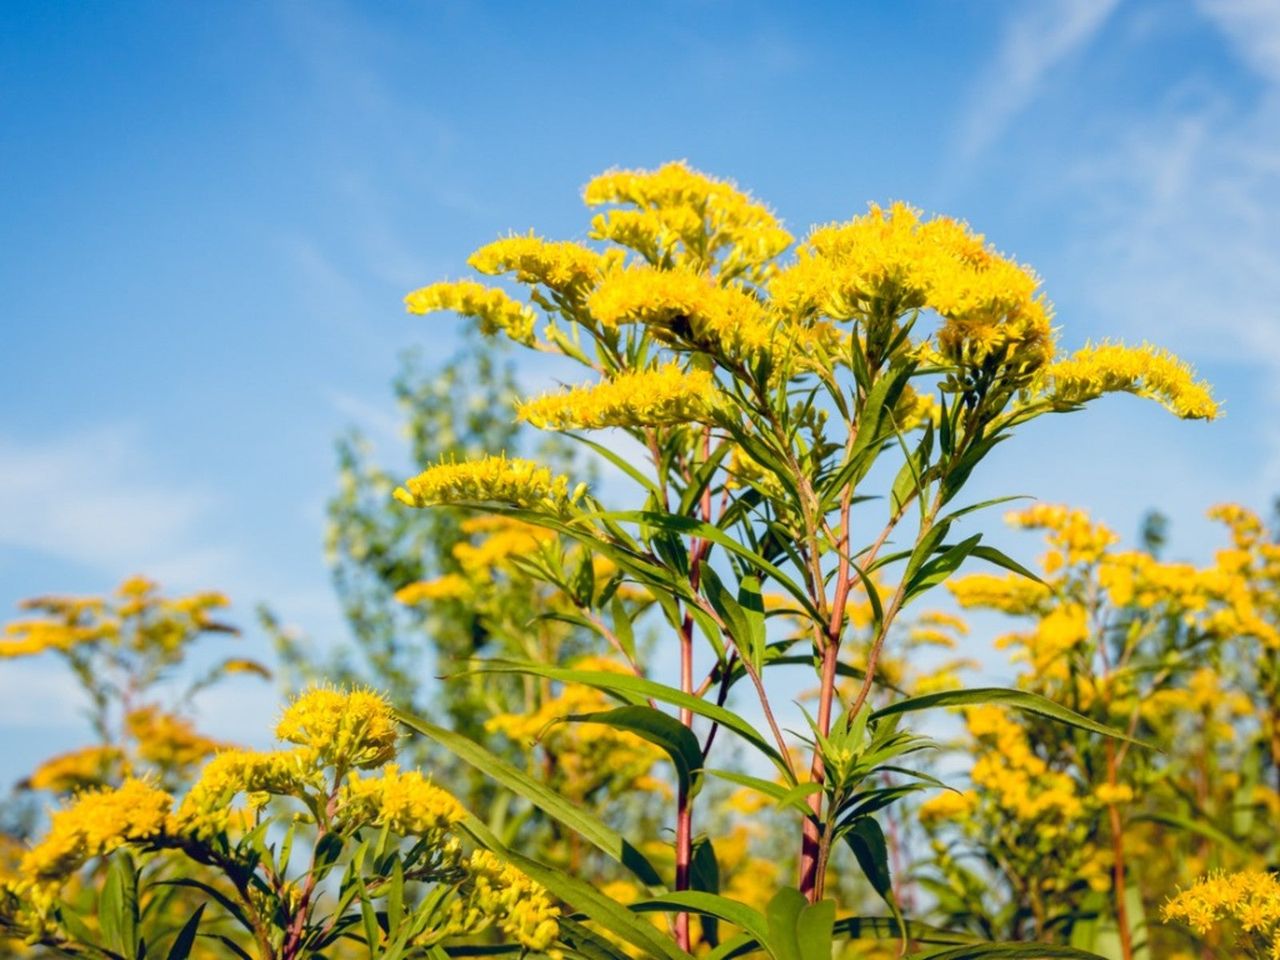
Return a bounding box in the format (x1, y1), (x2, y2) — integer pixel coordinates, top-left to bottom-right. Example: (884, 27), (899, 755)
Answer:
(0, 426), (236, 588)
(957, 0), (1121, 160)
(1060, 3), (1280, 495)
(1198, 0), (1280, 83)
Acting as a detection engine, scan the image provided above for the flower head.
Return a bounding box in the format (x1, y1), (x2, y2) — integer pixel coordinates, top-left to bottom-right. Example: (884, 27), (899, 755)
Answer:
(1035, 340), (1220, 420)
(22, 778), (172, 882)
(394, 455), (575, 510)
(405, 280), (538, 345)
(468, 233), (618, 297)
(518, 363), (718, 431)
(341, 764), (466, 840)
(276, 687), (399, 770)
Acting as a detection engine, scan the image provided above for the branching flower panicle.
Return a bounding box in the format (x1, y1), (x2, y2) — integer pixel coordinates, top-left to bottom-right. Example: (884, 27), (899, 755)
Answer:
(405, 280), (538, 346)
(275, 686), (399, 769)
(393, 455), (577, 510)
(21, 778), (172, 882)
(518, 363), (718, 430)
(1035, 340), (1220, 420)
(1164, 870), (1280, 957)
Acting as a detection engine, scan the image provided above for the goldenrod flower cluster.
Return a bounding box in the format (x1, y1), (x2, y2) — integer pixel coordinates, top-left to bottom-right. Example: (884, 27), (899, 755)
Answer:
(5, 684), (563, 955)
(1006, 504), (1120, 572)
(174, 746), (321, 837)
(518, 363), (718, 431)
(394, 519), (558, 607)
(0, 576), (231, 660)
(949, 572), (1050, 615)
(917, 789), (977, 826)
(126, 706), (225, 771)
(771, 201), (1053, 372)
(276, 685), (399, 769)
(394, 455), (575, 511)
(584, 161), (792, 278)
(394, 574), (473, 605)
(469, 233), (620, 297)
(451, 849), (562, 951)
(1164, 871), (1280, 956)
(587, 265), (778, 360)
(453, 517), (556, 572)
(1037, 341), (1220, 421)
(25, 746), (122, 794)
(21, 778), (171, 882)
(966, 706), (1086, 827)
(405, 280), (538, 346)
(341, 764), (465, 840)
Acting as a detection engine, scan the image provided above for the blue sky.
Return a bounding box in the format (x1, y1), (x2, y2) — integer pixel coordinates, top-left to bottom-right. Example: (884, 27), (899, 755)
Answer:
(2, 0), (1278, 782)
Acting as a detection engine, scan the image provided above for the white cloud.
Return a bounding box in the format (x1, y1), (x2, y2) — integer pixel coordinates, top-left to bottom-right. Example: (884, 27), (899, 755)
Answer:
(1198, 0), (1280, 84)
(0, 661), (88, 730)
(1057, 7), (1280, 495)
(958, 0), (1121, 160)
(0, 426), (236, 588)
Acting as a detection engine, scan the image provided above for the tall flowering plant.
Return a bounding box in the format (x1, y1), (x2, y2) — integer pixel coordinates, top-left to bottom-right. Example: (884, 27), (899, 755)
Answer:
(389, 162), (1218, 958)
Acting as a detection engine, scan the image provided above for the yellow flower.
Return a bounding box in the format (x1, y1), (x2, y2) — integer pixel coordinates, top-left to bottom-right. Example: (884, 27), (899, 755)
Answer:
(1164, 870), (1280, 949)
(468, 233), (618, 296)
(948, 572), (1050, 614)
(404, 280), (538, 345)
(452, 522), (555, 574)
(918, 790), (976, 825)
(453, 849), (561, 951)
(1036, 340), (1220, 420)
(586, 265), (777, 360)
(394, 455), (575, 510)
(175, 747), (322, 837)
(0, 618), (99, 658)
(394, 575), (473, 605)
(276, 687), (399, 770)
(1094, 782), (1134, 806)
(25, 746), (122, 794)
(126, 706), (225, 771)
(518, 363), (718, 430)
(21, 778), (172, 882)
(341, 764), (465, 839)
(584, 161), (791, 276)
(771, 201), (1053, 372)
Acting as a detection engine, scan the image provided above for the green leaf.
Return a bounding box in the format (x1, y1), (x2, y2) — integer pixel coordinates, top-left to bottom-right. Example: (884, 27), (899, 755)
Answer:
(702, 567), (765, 672)
(908, 944), (1108, 959)
(588, 510), (820, 621)
(764, 887), (807, 960)
(205, 935), (255, 960)
(1132, 812), (1248, 856)
(165, 904), (206, 960)
(388, 856), (405, 937)
(632, 891), (768, 944)
(468, 661), (793, 780)
(691, 836), (722, 945)
(568, 433), (663, 500)
(565, 705), (704, 797)
(503, 849), (694, 960)
(611, 594), (637, 662)
(903, 534), (983, 603)
(796, 899), (836, 960)
(557, 919), (639, 960)
(154, 879), (254, 933)
(870, 688), (1152, 748)
(969, 544), (1046, 585)
(843, 818), (902, 934)
(396, 709), (666, 887)
(703, 769), (815, 816)
(101, 852), (140, 958)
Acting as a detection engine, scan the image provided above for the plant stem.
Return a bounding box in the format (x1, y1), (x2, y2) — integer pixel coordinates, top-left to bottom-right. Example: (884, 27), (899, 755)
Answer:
(1106, 741), (1134, 960)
